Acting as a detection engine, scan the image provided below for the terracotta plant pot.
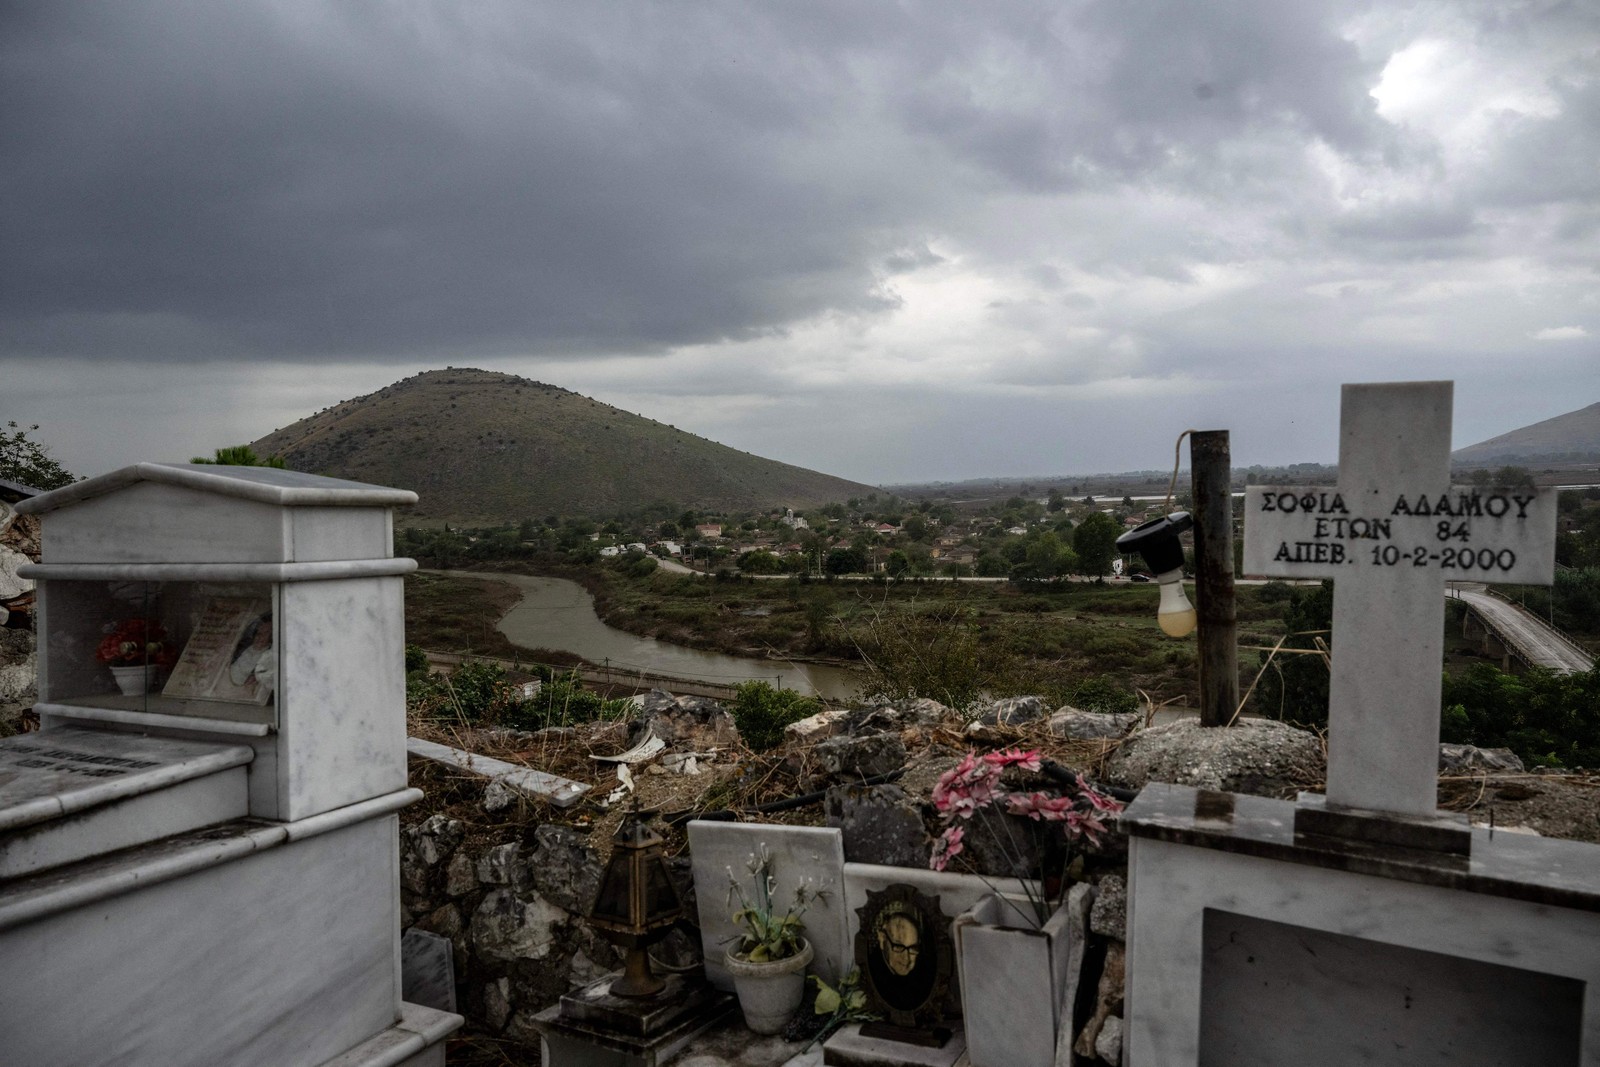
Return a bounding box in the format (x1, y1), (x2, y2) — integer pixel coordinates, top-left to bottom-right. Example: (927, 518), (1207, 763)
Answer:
(724, 938), (814, 1035)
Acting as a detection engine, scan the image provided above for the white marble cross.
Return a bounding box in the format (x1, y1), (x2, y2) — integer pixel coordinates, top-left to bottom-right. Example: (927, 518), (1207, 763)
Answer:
(1244, 382), (1557, 818)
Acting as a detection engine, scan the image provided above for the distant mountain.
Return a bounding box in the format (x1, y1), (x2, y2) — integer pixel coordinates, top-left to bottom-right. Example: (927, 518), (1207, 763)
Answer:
(1452, 401), (1600, 465)
(250, 368), (875, 523)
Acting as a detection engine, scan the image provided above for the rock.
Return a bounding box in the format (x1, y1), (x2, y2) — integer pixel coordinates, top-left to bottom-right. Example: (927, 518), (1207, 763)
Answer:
(399, 853), (430, 897)
(849, 698), (952, 732)
(476, 842), (530, 888)
(1074, 941), (1125, 1059)
(825, 783), (928, 868)
(445, 852), (477, 898)
(1439, 743), (1525, 775)
(784, 708), (852, 745)
(0, 545), (33, 601)
(567, 948), (609, 989)
(816, 732), (907, 780)
(1106, 718), (1324, 798)
(639, 690), (739, 748)
(420, 903), (465, 941)
(482, 779), (519, 814)
(0, 646), (36, 706)
(529, 825), (603, 913)
(975, 695), (1048, 727)
(409, 814), (466, 867)
(1089, 874), (1126, 941)
(468, 889), (568, 965)
(583, 719), (633, 749)
(503, 1010), (545, 1046)
(1094, 1015), (1123, 1065)
(1050, 708), (1140, 740)
(957, 811), (1044, 881)
(484, 977), (512, 1031)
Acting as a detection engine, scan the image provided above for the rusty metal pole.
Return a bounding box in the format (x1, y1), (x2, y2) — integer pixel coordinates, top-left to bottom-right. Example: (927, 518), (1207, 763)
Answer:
(1191, 430), (1238, 727)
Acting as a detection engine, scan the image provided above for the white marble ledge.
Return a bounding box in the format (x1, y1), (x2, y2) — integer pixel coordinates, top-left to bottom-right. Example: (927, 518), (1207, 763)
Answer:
(21, 558), (417, 583)
(0, 787), (421, 932)
(0, 727), (254, 832)
(316, 1002), (464, 1067)
(38, 700), (274, 738)
(406, 736), (589, 807)
(1122, 781), (1600, 913)
(16, 462), (418, 515)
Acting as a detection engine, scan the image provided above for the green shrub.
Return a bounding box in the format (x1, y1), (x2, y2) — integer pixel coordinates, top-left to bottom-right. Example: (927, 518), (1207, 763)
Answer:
(506, 670), (634, 731)
(1070, 675), (1140, 715)
(1256, 580), (1295, 604)
(1441, 662), (1600, 768)
(408, 658), (521, 723)
(731, 681), (820, 751)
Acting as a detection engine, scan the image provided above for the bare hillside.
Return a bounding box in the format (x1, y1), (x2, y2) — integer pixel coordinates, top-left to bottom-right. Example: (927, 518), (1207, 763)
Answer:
(251, 368), (874, 523)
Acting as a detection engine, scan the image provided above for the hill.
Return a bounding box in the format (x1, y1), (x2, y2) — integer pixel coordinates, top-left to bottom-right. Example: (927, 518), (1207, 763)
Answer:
(1452, 401), (1600, 465)
(249, 368), (876, 524)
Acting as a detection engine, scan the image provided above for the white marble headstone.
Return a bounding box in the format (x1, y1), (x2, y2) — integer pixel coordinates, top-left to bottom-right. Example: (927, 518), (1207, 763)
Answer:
(687, 821), (849, 990)
(1243, 382), (1557, 817)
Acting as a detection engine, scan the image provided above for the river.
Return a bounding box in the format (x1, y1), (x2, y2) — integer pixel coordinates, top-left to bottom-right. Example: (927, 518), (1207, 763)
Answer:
(434, 571), (861, 701)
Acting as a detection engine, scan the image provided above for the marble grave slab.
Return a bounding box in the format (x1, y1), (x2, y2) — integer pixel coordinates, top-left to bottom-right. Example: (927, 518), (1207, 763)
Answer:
(688, 821), (849, 990)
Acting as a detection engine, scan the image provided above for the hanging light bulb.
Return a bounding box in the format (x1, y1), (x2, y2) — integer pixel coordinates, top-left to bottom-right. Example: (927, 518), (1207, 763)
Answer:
(1156, 572), (1197, 637)
(1115, 512), (1197, 638)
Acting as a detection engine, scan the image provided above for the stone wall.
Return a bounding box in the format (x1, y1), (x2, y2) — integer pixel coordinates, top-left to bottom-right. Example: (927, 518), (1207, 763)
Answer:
(396, 773), (701, 1044)
(0, 511), (40, 733)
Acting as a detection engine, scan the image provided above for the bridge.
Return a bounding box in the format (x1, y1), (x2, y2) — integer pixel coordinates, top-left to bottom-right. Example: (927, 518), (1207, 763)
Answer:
(1454, 585), (1594, 675)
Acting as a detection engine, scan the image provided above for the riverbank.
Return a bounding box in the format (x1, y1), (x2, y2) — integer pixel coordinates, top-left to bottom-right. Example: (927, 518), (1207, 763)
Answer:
(408, 560), (1309, 710)
(414, 568), (861, 699)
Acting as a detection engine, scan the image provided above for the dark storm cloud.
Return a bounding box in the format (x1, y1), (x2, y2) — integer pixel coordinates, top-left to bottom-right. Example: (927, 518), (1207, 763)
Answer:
(1, 2), (923, 361)
(3, 1), (1596, 483)
(1, 0), (1392, 366)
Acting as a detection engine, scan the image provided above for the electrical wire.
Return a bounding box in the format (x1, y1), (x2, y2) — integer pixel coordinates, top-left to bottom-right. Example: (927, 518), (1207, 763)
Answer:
(1164, 429), (1198, 512)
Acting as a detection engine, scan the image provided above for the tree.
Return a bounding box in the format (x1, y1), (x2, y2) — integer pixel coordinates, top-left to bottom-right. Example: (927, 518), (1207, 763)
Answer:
(0, 422), (77, 489)
(1072, 512), (1122, 579)
(191, 445), (287, 468)
(1492, 465), (1535, 489)
(826, 546), (871, 574)
(737, 550), (783, 574)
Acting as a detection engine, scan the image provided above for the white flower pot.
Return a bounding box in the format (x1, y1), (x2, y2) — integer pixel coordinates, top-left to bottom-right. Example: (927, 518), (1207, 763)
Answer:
(108, 664), (160, 696)
(724, 937), (814, 1035)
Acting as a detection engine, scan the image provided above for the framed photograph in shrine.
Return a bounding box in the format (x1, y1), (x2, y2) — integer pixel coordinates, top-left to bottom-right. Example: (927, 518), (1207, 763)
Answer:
(853, 884), (953, 1046)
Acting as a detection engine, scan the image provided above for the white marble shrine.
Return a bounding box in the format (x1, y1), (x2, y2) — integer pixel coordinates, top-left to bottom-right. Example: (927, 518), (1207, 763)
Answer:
(0, 463), (461, 1066)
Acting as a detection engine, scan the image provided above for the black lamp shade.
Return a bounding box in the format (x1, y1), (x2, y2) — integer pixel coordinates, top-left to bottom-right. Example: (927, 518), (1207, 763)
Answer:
(1115, 511), (1193, 574)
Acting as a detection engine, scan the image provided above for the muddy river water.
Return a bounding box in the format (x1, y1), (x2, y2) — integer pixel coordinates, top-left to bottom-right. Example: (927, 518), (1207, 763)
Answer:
(435, 570), (860, 700)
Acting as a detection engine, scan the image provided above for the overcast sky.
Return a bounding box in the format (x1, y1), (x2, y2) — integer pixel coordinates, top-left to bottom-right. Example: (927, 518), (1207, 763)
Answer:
(3, 1), (1596, 486)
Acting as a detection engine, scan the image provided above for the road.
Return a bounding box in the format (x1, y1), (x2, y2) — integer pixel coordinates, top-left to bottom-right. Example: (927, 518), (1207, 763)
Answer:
(1455, 586), (1595, 674)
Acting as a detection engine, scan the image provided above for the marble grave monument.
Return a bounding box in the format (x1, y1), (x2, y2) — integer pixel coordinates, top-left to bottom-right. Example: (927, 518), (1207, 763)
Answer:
(0, 463), (462, 1066)
(1121, 382), (1600, 1065)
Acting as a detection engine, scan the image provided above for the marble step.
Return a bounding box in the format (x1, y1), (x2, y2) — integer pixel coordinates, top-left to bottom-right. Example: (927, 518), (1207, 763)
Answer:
(0, 725), (253, 880)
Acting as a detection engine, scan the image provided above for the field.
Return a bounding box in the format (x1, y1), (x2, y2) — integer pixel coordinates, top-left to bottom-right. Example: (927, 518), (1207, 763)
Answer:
(410, 564), (1311, 712)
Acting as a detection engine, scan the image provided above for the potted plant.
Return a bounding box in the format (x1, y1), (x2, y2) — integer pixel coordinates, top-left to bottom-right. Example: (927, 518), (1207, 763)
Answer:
(930, 748), (1124, 1067)
(96, 617), (178, 695)
(723, 843), (818, 1034)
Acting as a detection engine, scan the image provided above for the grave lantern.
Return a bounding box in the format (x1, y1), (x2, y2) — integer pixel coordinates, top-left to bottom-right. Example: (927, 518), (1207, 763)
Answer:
(1116, 511), (1197, 637)
(587, 808), (684, 997)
